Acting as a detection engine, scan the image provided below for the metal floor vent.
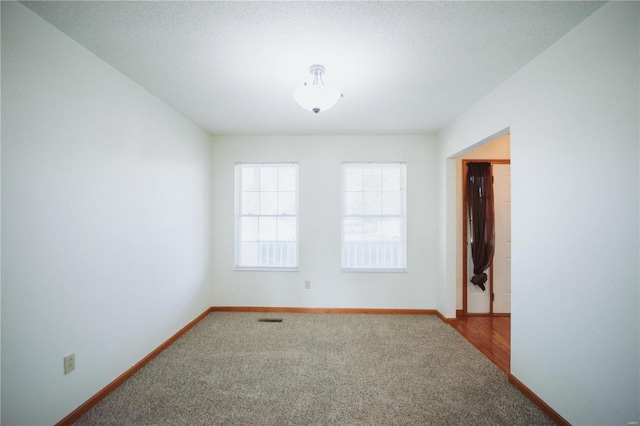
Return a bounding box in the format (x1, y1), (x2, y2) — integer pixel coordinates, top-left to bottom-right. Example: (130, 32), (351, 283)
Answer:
(258, 318), (283, 323)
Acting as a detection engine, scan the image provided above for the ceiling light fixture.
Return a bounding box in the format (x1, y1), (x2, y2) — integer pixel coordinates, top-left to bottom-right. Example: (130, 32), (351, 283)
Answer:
(293, 64), (342, 114)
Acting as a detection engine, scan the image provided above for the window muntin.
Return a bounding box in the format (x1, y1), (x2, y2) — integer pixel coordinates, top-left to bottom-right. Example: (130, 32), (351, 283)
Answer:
(342, 162), (406, 271)
(235, 163), (298, 270)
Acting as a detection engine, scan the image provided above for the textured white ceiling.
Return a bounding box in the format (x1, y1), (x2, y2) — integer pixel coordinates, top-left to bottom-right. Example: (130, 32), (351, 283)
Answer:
(21, 1), (604, 135)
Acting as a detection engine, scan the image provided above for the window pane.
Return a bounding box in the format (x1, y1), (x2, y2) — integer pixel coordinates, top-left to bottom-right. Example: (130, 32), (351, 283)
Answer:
(344, 217), (364, 241)
(345, 192), (363, 215)
(346, 168), (363, 191)
(240, 217), (259, 241)
(240, 242), (259, 265)
(278, 167), (296, 191)
(241, 167), (259, 191)
(241, 192), (259, 215)
(258, 242), (297, 267)
(260, 167), (278, 191)
(278, 192), (296, 215)
(382, 191), (401, 215)
(260, 192), (277, 215)
(277, 217), (296, 241)
(363, 168), (381, 191)
(382, 168), (401, 191)
(236, 163), (298, 269)
(259, 217), (277, 241)
(363, 217), (382, 241)
(342, 162), (405, 270)
(382, 218), (401, 241)
(259, 242), (276, 266)
(363, 191), (382, 215)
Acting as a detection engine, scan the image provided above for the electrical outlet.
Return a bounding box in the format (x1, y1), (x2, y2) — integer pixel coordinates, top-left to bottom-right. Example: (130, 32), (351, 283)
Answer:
(64, 353), (76, 375)
(305, 280), (311, 290)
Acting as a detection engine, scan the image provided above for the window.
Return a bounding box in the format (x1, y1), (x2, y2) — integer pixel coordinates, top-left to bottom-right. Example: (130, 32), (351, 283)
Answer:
(235, 163), (298, 270)
(342, 162), (406, 271)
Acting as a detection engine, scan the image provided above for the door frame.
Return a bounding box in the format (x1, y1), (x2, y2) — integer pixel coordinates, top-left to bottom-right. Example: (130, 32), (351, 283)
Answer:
(461, 159), (511, 315)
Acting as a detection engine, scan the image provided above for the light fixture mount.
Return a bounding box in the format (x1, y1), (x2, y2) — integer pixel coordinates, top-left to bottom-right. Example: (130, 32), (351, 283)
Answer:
(309, 64), (325, 77)
(293, 64), (342, 114)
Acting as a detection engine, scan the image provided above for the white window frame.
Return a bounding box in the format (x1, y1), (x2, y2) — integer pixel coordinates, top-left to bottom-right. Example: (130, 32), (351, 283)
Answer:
(235, 162), (299, 271)
(341, 162), (407, 272)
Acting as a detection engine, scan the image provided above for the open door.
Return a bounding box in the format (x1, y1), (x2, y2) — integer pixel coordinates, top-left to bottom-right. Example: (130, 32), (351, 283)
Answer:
(492, 164), (511, 314)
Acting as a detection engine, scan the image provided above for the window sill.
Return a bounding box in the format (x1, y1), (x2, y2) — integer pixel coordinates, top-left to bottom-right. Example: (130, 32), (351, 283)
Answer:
(340, 268), (408, 273)
(235, 267), (300, 272)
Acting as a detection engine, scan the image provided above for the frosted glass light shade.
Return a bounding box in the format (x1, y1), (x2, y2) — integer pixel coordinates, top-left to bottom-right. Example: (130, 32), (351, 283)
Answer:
(293, 84), (342, 114)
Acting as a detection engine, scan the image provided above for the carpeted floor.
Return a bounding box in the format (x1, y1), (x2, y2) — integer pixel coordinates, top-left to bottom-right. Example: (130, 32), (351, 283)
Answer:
(76, 312), (553, 425)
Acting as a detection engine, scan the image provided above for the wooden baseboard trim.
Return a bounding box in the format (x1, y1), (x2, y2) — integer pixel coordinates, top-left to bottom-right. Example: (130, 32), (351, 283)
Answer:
(508, 374), (570, 426)
(435, 310), (457, 324)
(456, 309), (464, 317)
(55, 307), (213, 426)
(55, 306), (460, 425)
(457, 312), (511, 317)
(211, 306), (460, 324)
(210, 306), (437, 315)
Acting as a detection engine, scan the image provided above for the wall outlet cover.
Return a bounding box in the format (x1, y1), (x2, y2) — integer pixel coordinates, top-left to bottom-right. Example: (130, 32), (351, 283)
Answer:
(64, 353), (76, 375)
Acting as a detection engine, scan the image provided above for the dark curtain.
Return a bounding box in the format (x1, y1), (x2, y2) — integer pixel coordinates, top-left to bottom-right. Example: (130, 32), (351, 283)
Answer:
(466, 162), (495, 291)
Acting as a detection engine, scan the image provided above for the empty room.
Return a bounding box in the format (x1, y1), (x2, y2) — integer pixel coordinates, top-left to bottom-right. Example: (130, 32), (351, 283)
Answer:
(2, 1), (638, 425)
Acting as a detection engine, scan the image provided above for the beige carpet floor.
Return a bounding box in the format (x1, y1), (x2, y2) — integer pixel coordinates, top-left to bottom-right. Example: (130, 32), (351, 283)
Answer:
(75, 312), (553, 425)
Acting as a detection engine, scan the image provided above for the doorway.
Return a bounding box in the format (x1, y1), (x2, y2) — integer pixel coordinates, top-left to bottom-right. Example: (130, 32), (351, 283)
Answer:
(451, 131), (511, 373)
(462, 159), (511, 315)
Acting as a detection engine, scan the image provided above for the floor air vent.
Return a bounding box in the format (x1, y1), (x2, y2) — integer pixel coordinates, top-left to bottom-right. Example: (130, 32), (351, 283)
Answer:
(258, 319), (283, 323)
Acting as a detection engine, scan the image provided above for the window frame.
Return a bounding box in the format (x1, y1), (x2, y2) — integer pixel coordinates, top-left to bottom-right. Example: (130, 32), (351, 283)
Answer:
(341, 161), (407, 272)
(234, 162), (299, 271)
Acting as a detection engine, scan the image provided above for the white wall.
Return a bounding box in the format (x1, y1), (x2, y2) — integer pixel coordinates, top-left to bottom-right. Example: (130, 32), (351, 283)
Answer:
(211, 135), (438, 310)
(438, 2), (639, 425)
(1, 3), (212, 425)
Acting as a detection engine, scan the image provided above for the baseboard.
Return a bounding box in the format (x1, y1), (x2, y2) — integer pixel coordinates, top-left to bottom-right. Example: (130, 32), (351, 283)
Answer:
(55, 307), (213, 426)
(54, 306), (457, 424)
(508, 374), (570, 426)
(458, 312), (511, 317)
(55, 307), (562, 426)
(435, 310), (457, 324)
(211, 306), (437, 315)
(211, 306), (460, 324)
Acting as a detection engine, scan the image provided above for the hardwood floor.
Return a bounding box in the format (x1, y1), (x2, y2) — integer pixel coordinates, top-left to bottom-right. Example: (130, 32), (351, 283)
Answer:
(451, 315), (510, 375)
